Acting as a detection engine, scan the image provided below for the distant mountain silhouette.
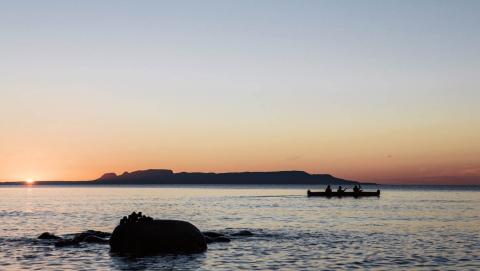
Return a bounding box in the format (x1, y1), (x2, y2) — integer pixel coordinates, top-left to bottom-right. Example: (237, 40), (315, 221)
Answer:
(0, 169), (372, 185)
(95, 169), (360, 185)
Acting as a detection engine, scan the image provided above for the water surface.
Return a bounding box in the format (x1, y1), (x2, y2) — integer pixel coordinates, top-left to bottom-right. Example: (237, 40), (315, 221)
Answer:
(0, 185), (479, 270)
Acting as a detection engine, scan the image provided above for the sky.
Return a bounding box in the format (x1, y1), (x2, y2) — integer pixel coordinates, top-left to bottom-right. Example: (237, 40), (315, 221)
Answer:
(1, 0), (479, 184)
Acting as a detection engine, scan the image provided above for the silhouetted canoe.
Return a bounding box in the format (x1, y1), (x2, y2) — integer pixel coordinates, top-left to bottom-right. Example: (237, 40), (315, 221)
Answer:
(307, 190), (380, 197)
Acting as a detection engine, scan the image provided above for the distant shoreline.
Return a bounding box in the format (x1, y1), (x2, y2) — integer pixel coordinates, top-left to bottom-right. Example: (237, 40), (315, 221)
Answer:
(0, 169), (376, 186)
(0, 182), (378, 186)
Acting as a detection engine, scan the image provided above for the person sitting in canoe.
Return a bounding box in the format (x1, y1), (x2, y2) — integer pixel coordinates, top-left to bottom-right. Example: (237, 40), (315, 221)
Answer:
(325, 185), (332, 194)
(337, 186), (346, 193)
(353, 185), (364, 195)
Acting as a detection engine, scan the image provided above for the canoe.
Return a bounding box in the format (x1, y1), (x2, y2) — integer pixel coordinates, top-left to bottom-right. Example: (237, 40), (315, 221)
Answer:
(307, 190), (380, 197)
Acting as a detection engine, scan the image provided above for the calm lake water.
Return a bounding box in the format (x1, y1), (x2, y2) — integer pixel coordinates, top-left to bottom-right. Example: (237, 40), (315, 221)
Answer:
(0, 185), (479, 270)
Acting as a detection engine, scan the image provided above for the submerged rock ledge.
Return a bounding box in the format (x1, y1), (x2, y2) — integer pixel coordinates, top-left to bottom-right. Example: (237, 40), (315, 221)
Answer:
(37, 212), (255, 255)
(37, 230), (110, 247)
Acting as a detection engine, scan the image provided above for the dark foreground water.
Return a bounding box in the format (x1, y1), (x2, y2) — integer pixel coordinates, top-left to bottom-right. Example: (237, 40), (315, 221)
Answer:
(0, 185), (479, 270)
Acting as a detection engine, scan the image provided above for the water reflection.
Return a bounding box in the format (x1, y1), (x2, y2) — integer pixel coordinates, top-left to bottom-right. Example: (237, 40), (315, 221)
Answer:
(110, 254), (207, 271)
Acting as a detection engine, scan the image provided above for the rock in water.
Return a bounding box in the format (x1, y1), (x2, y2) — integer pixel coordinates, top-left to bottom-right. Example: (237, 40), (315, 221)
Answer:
(110, 220), (207, 255)
(55, 239), (80, 247)
(231, 230), (253, 236)
(83, 235), (108, 244)
(82, 230), (111, 238)
(202, 231), (225, 238)
(38, 232), (61, 240)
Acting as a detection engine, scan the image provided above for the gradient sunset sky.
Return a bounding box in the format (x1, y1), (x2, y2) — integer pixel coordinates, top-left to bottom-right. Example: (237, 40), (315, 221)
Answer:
(1, 1), (479, 184)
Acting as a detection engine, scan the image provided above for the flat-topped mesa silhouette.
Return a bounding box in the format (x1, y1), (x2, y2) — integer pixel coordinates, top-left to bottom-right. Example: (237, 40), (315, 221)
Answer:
(98, 169), (174, 182)
(95, 169), (361, 185)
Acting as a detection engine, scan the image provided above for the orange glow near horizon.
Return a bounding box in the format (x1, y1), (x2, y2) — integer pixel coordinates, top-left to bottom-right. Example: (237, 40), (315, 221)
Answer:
(1, 104), (478, 185)
(1, 115), (479, 185)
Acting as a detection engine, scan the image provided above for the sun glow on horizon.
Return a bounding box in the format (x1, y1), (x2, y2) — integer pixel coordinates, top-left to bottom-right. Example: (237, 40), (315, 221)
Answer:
(25, 178), (35, 184)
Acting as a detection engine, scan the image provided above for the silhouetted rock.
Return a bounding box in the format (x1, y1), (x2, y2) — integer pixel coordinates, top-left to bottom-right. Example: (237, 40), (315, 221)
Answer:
(49, 230), (111, 247)
(202, 232), (231, 244)
(72, 230), (110, 244)
(204, 236), (214, 244)
(38, 232), (61, 240)
(231, 230), (253, 236)
(202, 231), (225, 238)
(203, 235), (231, 244)
(82, 230), (110, 238)
(83, 235), (109, 244)
(211, 236), (231, 243)
(54, 239), (80, 247)
(120, 211), (154, 224)
(110, 219), (207, 255)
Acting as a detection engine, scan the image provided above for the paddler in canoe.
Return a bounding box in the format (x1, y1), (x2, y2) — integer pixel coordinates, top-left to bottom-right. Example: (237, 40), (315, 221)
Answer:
(353, 185), (363, 194)
(308, 185), (380, 197)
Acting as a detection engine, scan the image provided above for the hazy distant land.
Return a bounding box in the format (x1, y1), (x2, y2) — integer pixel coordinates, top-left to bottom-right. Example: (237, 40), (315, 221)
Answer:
(0, 169), (372, 185)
